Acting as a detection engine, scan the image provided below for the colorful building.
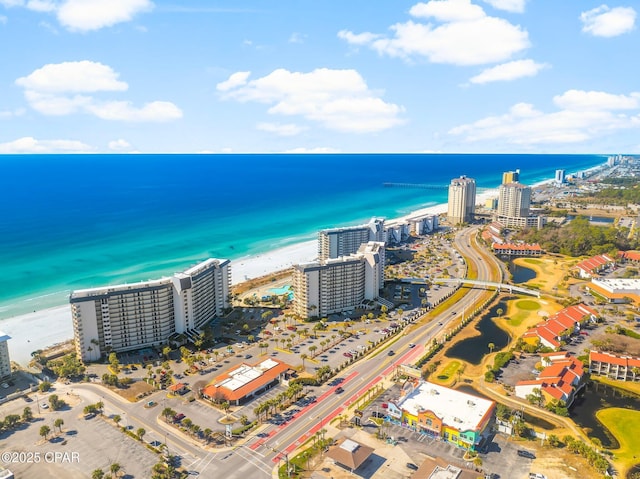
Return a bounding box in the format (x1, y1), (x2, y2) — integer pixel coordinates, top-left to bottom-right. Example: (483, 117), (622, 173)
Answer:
(385, 380), (495, 451)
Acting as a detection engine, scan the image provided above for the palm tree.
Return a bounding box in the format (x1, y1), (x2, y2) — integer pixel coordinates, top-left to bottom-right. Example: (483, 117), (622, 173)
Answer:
(496, 308), (504, 318)
(488, 342), (495, 354)
(40, 424), (51, 440)
(221, 401), (231, 418)
(96, 401), (104, 414)
(112, 414), (121, 426)
(136, 427), (146, 441)
(92, 469), (105, 479)
(162, 407), (176, 422)
(203, 428), (213, 444)
(109, 462), (121, 478)
(309, 345), (317, 358)
(22, 407), (33, 422)
(54, 418), (64, 433)
(300, 353), (308, 371)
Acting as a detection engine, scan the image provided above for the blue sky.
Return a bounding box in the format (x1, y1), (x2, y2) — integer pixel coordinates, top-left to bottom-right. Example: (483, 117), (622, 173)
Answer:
(0, 0), (638, 154)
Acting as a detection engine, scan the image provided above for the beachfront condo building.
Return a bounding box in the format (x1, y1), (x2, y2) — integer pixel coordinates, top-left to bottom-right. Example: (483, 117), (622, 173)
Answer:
(447, 176), (476, 225)
(71, 258), (230, 362)
(385, 380), (495, 451)
(0, 332), (11, 379)
(555, 169), (566, 185)
(502, 169), (520, 184)
(318, 218), (385, 260)
(497, 182), (531, 218)
(293, 241), (385, 318)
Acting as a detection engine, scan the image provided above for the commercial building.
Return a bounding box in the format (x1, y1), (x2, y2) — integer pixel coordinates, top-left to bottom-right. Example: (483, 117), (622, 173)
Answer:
(293, 241), (385, 318)
(587, 277), (640, 304)
(0, 332), (11, 379)
(492, 242), (543, 257)
(71, 258), (230, 361)
(447, 176), (476, 225)
(326, 438), (375, 474)
(385, 380), (495, 451)
(319, 218), (384, 260)
(201, 357), (292, 405)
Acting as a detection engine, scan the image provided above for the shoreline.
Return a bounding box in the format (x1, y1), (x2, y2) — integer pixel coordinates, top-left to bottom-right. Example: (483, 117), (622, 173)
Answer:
(1, 162), (605, 367)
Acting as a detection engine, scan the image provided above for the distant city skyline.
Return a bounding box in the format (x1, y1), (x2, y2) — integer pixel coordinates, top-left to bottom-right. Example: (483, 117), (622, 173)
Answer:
(0, 0), (639, 154)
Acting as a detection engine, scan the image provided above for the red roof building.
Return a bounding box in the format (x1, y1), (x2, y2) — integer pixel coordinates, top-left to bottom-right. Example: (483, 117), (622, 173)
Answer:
(522, 304), (597, 350)
(201, 358), (292, 405)
(515, 355), (585, 406)
(574, 254), (614, 279)
(589, 351), (640, 382)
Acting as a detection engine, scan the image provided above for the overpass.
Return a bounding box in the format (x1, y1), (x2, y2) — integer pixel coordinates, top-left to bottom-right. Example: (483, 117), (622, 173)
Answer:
(403, 277), (541, 298)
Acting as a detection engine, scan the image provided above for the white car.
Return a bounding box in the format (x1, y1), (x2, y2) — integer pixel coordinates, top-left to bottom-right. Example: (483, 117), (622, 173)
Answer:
(41, 403), (49, 409)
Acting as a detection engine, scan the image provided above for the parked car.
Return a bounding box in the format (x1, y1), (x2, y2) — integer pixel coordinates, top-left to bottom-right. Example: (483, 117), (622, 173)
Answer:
(518, 450), (536, 459)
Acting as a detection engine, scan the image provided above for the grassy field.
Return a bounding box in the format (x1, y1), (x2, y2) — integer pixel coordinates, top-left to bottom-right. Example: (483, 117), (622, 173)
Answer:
(432, 360), (462, 386)
(596, 407), (640, 476)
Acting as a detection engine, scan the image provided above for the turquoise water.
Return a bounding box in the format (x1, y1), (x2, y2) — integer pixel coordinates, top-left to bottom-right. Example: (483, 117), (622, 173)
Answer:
(0, 153), (606, 320)
(269, 285), (293, 295)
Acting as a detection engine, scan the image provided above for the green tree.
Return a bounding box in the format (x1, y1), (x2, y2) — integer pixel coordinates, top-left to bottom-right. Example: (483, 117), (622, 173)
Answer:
(110, 462), (121, 478)
(40, 424), (51, 440)
(136, 427), (146, 441)
(488, 342), (495, 354)
(22, 407), (33, 422)
(54, 418), (64, 433)
(39, 381), (52, 392)
(112, 414), (121, 426)
(108, 352), (120, 372)
(92, 469), (105, 479)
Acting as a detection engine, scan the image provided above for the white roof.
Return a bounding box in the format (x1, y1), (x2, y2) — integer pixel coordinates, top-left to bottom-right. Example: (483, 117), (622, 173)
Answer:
(340, 439), (360, 452)
(398, 382), (494, 432)
(218, 364), (262, 391)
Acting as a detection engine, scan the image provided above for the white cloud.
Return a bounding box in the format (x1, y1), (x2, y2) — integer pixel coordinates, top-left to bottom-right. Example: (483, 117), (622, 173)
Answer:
(257, 122), (307, 136)
(0, 136), (93, 153)
(0, 107), (25, 118)
(481, 0), (527, 13)
(284, 147), (341, 153)
(553, 90), (640, 111)
(0, 15), (7, 23)
(1, 0), (153, 31)
(87, 100), (182, 122)
(288, 32), (306, 43)
(57, 0), (153, 32)
(339, 0), (530, 66)
(216, 71), (250, 92)
(16, 60), (128, 93)
(581, 5), (636, 38)
(108, 138), (133, 151)
(449, 89), (640, 145)
(469, 59), (548, 84)
(16, 60), (182, 121)
(217, 68), (405, 133)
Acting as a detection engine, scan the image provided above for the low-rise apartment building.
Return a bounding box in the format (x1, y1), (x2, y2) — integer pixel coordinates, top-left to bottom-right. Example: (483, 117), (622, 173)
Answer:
(589, 350), (640, 382)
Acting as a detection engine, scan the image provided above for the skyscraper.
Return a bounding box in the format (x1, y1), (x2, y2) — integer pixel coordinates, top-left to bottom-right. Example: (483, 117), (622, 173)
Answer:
(497, 182), (531, 218)
(447, 176), (476, 225)
(502, 169), (520, 184)
(319, 218), (385, 260)
(555, 169), (566, 185)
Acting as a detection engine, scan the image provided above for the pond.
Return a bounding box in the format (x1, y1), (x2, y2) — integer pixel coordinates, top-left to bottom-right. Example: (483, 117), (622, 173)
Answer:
(570, 380), (640, 449)
(445, 301), (510, 365)
(510, 264), (537, 284)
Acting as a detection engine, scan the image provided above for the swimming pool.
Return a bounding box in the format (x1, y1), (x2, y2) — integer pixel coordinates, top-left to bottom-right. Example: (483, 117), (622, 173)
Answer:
(269, 284), (293, 300)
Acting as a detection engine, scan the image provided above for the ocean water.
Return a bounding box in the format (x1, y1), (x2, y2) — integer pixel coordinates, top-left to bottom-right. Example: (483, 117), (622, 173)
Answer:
(0, 153), (605, 319)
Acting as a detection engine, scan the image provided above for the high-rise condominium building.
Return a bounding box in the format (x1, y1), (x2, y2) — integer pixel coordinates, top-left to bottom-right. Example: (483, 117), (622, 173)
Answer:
(71, 258), (230, 361)
(318, 218), (385, 260)
(293, 242), (385, 318)
(447, 176), (476, 225)
(502, 170), (520, 184)
(497, 182), (531, 218)
(555, 169), (566, 185)
(0, 332), (11, 379)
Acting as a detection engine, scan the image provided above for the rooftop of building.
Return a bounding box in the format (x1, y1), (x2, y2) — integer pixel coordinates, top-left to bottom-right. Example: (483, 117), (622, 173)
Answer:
(397, 381), (494, 432)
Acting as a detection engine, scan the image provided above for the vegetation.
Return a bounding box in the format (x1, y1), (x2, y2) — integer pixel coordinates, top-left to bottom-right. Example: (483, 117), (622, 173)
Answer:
(561, 435), (611, 474)
(597, 408), (640, 476)
(515, 217), (637, 256)
(46, 353), (86, 378)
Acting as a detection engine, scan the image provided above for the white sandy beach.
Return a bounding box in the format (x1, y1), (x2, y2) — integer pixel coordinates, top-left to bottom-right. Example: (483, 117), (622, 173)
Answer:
(0, 190), (504, 367)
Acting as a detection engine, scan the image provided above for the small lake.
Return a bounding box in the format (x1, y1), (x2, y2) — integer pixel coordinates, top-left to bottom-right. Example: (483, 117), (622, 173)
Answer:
(510, 264), (537, 284)
(567, 215), (615, 224)
(445, 300), (510, 365)
(570, 380), (640, 449)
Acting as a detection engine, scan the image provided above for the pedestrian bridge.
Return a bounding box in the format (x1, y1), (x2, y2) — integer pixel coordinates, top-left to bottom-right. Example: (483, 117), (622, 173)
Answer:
(402, 277), (541, 298)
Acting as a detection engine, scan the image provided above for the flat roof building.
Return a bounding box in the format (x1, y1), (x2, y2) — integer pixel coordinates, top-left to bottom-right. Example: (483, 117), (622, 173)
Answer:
(497, 182), (531, 218)
(293, 241), (385, 319)
(386, 380), (495, 451)
(71, 258), (230, 361)
(319, 218), (384, 260)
